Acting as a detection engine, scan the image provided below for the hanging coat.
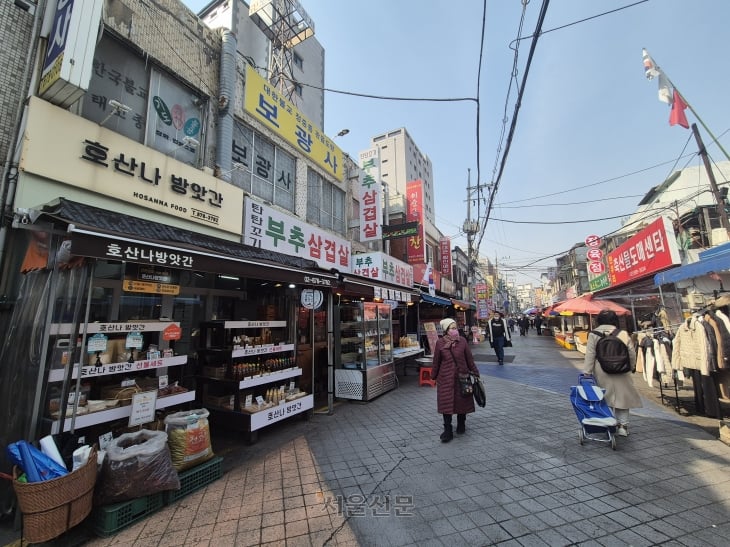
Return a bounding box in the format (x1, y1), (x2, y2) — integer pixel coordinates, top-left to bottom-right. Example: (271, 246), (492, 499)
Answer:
(431, 336), (480, 415)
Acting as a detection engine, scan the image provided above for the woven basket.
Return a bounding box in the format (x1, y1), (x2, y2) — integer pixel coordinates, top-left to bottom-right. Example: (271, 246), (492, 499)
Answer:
(13, 446), (98, 544)
(100, 385), (140, 406)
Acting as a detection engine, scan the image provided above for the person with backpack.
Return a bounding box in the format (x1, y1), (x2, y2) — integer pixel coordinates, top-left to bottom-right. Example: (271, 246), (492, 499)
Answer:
(583, 310), (643, 437)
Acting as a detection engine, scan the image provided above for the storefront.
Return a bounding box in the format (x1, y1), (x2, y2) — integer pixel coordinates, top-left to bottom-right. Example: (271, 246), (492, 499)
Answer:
(0, 198), (343, 449)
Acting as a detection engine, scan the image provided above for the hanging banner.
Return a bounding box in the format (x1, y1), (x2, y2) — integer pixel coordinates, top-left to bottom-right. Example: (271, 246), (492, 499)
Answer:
(439, 237), (452, 276)
(476, 283), (489, 319)
(406, 180), (425, 264)
(358, 149), (382, 242)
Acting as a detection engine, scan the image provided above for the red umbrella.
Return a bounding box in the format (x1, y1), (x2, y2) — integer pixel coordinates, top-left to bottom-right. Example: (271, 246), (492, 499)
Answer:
(553, 293), (631, 316)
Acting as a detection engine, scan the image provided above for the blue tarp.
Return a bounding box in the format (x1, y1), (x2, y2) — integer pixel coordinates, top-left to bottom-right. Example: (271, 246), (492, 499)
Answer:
(654, 253), (730, 286)
(420, 293), (453, 306)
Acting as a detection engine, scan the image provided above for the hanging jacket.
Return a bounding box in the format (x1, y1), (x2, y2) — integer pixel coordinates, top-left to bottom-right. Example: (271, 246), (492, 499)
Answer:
(671, 316), (710, 375)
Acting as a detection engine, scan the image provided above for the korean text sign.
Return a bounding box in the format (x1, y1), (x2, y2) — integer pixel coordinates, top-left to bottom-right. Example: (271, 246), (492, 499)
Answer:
(244, 66), (343, 182)
(351, 251), (414, 290)
(406, 180), (425, 264)
(607, 216), (680, 288)
(358, 148), (382, 242)
(243, 196), (351, 271)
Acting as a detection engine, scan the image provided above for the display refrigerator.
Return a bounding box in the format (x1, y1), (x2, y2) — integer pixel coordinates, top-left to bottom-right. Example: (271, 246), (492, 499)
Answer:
(334, 302), (395, 401)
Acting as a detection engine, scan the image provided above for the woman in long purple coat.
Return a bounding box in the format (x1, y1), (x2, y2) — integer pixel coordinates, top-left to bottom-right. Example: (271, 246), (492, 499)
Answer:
(431, 318), (481, 442)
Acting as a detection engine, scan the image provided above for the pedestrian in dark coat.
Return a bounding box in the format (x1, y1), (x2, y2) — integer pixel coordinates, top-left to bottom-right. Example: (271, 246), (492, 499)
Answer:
(431, 318), (480, 442)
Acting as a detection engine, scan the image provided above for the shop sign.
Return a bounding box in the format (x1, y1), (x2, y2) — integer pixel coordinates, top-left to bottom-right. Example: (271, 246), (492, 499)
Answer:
(87, 333), (108, 353)
(80, 358), (168, 378)
(589, 272), (610, 292)
(358, 149), (382, 242)
(585, 234), (602, 247)
(244, 66), (343, 181)
(124, 264), (180, 295)
(405, 180), (425, 264)
(382, 221), (419, 240)
(244, 196), (351, 271)
(351, 251), (414, 289)
(439, 237), (452, 276)
(301, 289), (324, 310)
(475, 283), (489, 319)
(302, 275), (334, 287)
(586, 248), (604, 261)
(39, 0), (103, 108)
(21, 97), (244, 235)
(587, 261), (605, 274)
(607, 216), (680, 288)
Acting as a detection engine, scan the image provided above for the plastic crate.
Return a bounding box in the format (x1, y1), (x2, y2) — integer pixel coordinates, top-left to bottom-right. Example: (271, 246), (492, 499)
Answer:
(92, 492), (164, 537)
(164, 456), (223, 505)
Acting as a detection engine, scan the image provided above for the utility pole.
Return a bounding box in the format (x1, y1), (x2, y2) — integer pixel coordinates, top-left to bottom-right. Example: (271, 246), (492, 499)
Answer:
(462, 169), (480, 295)
(692, 123), (730, 239)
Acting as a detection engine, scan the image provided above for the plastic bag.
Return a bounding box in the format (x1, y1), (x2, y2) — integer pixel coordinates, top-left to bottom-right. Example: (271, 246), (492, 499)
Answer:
(6, 440), (68, 482)
(95, 429), (180, 505)
(164, 408), (214, 471)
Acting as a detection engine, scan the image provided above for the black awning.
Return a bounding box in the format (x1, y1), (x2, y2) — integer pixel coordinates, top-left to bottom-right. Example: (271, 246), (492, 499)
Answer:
(39, 198), (337, 288)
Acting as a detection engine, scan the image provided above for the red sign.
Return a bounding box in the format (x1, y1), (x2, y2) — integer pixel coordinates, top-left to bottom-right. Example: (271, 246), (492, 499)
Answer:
(162, 324), (182, 341)
(585, 235), (602, 247)
(406, 180), (425, 264)
(439, 237), (452, 276)
(586, 248), (604, 261)
(606, 216), (680, 288)
(588, 261), (605, 274)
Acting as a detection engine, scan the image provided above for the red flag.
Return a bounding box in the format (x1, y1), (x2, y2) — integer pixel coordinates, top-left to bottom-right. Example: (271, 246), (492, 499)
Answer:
(669, 89), (689, 129)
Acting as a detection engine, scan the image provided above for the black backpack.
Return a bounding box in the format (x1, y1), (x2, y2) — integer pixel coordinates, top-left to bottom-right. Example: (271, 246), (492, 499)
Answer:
(592, 328), (631, 374)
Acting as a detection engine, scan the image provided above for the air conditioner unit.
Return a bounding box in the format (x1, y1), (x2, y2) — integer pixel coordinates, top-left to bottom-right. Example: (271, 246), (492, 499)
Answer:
(688, 293), (705, 307)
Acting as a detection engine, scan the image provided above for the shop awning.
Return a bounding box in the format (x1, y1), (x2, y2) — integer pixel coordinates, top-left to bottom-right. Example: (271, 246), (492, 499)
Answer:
(35, 198), (338, 287)
(451, 298), (475, 311)
(654, 253), (730, 286)
(420, 293), (452, 306)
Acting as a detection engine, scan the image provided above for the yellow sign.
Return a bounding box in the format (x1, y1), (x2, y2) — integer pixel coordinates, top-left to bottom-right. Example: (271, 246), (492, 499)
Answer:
(20, 97), (244, 235)
(123, 280), (180, 295)
(244, 66), (344, 181)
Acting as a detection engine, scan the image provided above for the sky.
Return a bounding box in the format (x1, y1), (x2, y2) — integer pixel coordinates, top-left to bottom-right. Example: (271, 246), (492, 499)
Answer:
(183, 0), (730, 288)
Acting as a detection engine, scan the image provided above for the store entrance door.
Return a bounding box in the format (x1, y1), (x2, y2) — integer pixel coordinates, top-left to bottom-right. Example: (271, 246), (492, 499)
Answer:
(296, 292), (329, 409)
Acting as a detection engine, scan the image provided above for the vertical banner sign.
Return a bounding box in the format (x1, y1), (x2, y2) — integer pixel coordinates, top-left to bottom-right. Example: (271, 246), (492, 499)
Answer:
(358, 149), (382, 242)
(439, 237), (452, 276)
(406, 180), (425, 264)
(476, 283), (489, 319)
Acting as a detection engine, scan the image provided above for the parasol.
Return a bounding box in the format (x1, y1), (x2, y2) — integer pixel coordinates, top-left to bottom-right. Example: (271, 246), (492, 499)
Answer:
(553, 293), (631, 316)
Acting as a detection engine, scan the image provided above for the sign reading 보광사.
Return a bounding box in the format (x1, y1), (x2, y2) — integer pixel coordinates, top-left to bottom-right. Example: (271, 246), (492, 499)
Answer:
(606, 216), (680, 288)
(243, 196), (351, 272)
(244, 65), (343, 181)
(358, 149), (382, 242)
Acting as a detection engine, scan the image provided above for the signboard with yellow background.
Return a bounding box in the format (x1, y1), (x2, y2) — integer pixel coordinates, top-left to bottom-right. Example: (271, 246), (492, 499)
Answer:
(244, 66), (343, 182)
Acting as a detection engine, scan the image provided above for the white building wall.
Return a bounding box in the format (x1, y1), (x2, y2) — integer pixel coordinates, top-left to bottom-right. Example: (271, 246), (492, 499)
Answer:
(370, 127), (435, 225)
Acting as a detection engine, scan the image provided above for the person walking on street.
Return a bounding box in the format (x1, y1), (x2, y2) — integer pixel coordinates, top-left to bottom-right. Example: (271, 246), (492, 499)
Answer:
(583, 310), (643, 437)
(487, 312), (511, 366)
(535, 314), (543, 335)
(431, 318), (480, 442)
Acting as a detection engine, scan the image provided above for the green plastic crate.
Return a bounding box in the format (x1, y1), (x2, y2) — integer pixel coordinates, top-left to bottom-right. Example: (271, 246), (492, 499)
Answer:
(93, 492), (164, 537)
(164, 456), (223, 505)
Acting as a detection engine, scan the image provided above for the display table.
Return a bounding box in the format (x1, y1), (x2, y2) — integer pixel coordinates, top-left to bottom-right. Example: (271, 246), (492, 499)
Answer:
(392, 347), (425, 375)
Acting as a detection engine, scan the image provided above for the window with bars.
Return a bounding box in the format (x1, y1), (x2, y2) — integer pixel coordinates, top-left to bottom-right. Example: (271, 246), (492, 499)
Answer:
(307, 169), (346, 236)
(231, 122), (295, 212)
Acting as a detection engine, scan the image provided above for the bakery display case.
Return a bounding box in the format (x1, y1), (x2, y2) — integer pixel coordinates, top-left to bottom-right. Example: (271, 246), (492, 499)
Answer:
(334, 302), (395, 401)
